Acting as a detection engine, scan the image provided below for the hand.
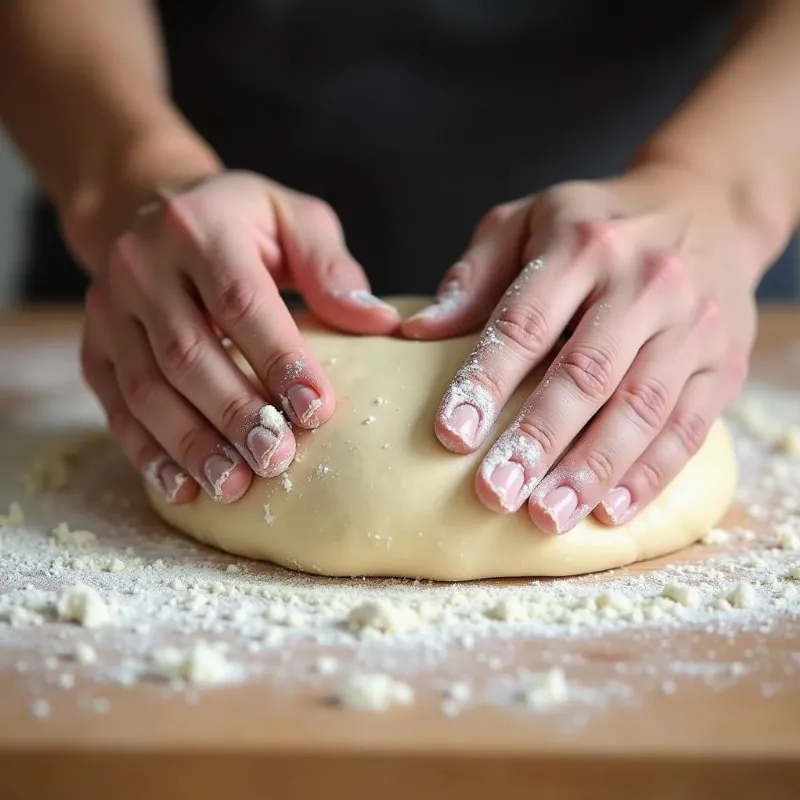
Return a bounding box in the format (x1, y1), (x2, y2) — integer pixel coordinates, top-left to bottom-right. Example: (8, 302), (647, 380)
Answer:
(404, 161), (764, 533)
(81, 171), (400, 505)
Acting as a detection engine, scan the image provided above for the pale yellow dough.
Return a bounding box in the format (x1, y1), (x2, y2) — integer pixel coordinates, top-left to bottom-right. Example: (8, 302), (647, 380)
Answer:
(147, 298), (737, 581)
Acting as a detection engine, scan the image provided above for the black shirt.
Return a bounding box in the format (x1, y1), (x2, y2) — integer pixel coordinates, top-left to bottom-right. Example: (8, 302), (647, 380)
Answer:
(29, 1), (794, 301)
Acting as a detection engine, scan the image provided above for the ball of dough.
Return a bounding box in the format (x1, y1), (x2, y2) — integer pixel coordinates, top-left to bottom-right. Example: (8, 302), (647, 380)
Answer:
(146, 298), (737, 581)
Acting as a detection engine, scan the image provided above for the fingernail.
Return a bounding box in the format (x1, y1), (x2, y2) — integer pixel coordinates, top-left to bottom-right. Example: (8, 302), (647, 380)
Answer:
(601, 486), (631, 524)
(487, 462), (525, 511)
(159, 462), (189, 503)
(407, 281), (468, 323)
(446, 403), (480, 446)
(247, 426), (280, 470)
(143, 457), (188, 504)
(331, 289), (397, 313)
(540, 486), (579, 533)
(286, 384), (323, 425)
(204, 454), (236, 498)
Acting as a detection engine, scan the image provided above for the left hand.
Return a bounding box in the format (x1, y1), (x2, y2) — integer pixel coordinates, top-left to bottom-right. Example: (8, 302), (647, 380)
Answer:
(402, 160), (765, 533)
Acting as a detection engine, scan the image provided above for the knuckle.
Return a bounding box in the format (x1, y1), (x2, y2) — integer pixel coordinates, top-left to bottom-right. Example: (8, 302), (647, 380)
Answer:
(121, 369), (163, 414)
(214, 278), (263, 327)
(219, 393), (256, 433)
(297, 196), (340, 232)
(573, 218), (620, 262)
(583, 448), (615, 485)
(669, 410), (708, 457)
(561, 342), (617, 401)
(477, 203), (514, 233)
(495, 301), (551, 359)
(617, 377), (671, 432)
(643, 251), (687, 291)
(259, 348), (307, 388)
(516, 417), (559, 458)
(159, 327), (205, 378)
(453, 366), (504, 410)
(634, 459), (666, 495)
(176, 426), (201, 466)
(161, 192), (202, 242)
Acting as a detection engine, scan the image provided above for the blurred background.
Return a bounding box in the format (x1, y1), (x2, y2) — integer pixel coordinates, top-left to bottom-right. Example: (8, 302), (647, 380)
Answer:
(0, 130), (32, 309)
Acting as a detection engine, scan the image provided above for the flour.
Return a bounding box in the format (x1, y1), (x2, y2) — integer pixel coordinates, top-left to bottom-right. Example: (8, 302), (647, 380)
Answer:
(333, 673), (415, 711)
(57, 585), (113, 628)
(2, 382), (800, 723)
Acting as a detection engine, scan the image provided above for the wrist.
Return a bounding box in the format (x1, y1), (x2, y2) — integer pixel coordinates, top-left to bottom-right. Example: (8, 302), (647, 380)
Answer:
(60, 120), (223, 276)
(632, 139), (798, 275)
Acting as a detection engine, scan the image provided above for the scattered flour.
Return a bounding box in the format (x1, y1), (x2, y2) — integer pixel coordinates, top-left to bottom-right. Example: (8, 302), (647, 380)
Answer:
(333, 673), (415, 711)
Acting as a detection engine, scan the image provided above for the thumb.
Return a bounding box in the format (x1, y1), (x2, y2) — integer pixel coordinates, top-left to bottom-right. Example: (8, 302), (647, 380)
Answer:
(277, 193), (400, 334)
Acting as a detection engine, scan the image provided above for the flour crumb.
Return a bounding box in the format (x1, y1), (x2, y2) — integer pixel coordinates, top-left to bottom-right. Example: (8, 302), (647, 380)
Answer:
(314, 464), (330, 478)
(662, 584), (703, 608)
(57, 673), (75, 689)
(0, 501), (25, 525)
(107, 558), (125, 573)
(259, 404), (286, 432)
(775, 426), (800, 456)
(347, 600), (419, 635)
(226, 564), (241, 573)
(57, 585), (112, 628)
(281, 474), (293, 492)
(518, 668), (569, 709)
(263, 504), (276, 525)
(776, 523), (800, 551)
(313, 656), (339, 675)
(52, 522), (97, 548)
(363, 416), (376, 425)
(729, 582), (759, 609)
(486, 597), (526, 621)
(332, 673), (414, 711)
(29, 699), (50, 719)
(701, 528), (730, 545)
(373, 397), (387, 406)
(151, 641), (239, 685)
(74, 642), (98, 665)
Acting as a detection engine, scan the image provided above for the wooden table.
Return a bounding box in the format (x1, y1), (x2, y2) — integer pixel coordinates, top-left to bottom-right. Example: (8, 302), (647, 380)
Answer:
(1, 306), (799, 800)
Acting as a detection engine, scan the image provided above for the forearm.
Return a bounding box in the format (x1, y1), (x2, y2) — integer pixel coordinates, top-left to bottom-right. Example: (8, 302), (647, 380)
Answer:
(637, 0), (800, 270)
(0, 0), (221, 274)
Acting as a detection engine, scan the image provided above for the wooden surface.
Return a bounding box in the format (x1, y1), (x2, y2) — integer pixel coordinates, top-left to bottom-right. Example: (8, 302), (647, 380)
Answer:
(1, 305), (800, 799)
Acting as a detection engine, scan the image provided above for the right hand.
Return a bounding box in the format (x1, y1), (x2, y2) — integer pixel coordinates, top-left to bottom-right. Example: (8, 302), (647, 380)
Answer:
(80, 171), (400, 505)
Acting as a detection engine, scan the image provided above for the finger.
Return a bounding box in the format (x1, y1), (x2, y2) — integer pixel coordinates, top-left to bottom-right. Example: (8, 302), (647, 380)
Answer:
(475, 251), (687, 514)
(401, 200), (528, 340)
(188, 231), (335, 430)
(526, 329), (691, 534)
(277, 193), (401, 334)
(140, 288), (296, 478)
(111, 313), (252, 503)
(80, 307), (198, 505)
(593, 349), (746, 526)
(435, 244), (594, 455)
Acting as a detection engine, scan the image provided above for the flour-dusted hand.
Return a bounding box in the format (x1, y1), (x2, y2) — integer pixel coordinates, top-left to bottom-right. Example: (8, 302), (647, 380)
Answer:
(405, 162), (780, 532)
(81, 172), (401, 505)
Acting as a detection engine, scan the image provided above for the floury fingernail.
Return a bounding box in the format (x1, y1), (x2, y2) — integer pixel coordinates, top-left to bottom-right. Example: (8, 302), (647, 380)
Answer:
(143, 457), (189, 504)
(330, 289), (398, 312)
(539, 486), (579, 533)
(445, 403), (480, 447)
(486, 462), (525, 511)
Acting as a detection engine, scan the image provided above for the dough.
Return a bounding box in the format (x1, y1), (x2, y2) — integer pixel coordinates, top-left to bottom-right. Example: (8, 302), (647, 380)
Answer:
(147, 298), (737, 581)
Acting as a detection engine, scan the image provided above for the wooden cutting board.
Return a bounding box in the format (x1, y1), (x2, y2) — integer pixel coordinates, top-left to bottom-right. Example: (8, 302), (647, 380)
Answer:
(1, 306), (799, 800)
